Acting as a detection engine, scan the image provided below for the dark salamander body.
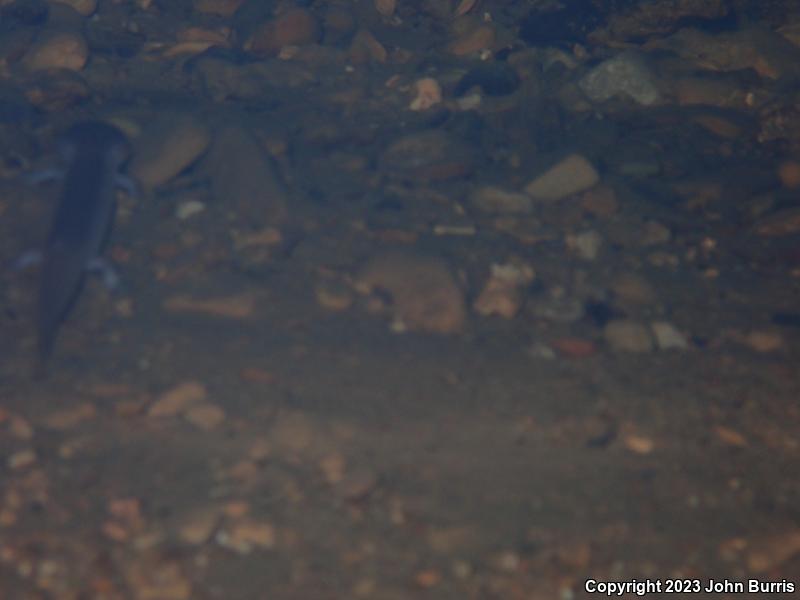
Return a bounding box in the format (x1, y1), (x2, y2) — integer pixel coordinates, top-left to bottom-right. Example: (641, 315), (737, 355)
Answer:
(37, 121), (132, 372)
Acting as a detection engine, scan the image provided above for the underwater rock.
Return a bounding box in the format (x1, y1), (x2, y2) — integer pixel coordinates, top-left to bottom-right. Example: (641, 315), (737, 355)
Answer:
(56, 0), (97, 17)
(194, 0), (245, 17)
(355, 252), (466, 334)
(380, 130), (477, 182)
(603, 319), (654, 353)
(202, 125), (289, 225)
(469, 186), (532, 214)
(22, 68), (89, 111)
(447, 21), (495, 56)
(21, 30), (88, 71)
(473, 262), (535, 319)
(130, 115), (211, 189)
(647, 26), (800, 80)
(579, 51), (662, 106)
(519, 0), (603, 47)
(244, 8), (321, 57)
(524, 154), (599, 201)
(454, 62), (520, 97)
(651, 321), (689, 350)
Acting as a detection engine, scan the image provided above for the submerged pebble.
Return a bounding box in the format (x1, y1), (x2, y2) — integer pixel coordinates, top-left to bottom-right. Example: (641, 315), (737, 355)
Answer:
(524, 154), (600, 201)
(57, 0), (97, 16)
(21, 31), (88, 71)
(579, 51), (662, 106)
(202, 125), (288, 225)
(148, 381), (208, 418)
(380, 131), (477, 182)
(22, 68), (89, 111)
(175, 200), (206, 221)
(194, 0), (245, 17)
(755, 208), (800, 237)
(473, 262), (535, 319)
(409, 78), (442, 111)
(163, 293), (258, 319)
(0, 0), (49, 26)
(610, 273), (656, 308)
(130, 115), (212, 189)
(244, 8), (321, 56)
(651, 321), (689, 350)
(529, 288), (585, 323)
(315, 279), (354, 312)
(355, 252), (466, 334)
(183, 402), (226, 431)
(469, 186), (532, 214)
(565, 230), (603, 261)
(447, 23), (495, 56)
(454, 62), (520, 97)
(604, 319), (654, 353)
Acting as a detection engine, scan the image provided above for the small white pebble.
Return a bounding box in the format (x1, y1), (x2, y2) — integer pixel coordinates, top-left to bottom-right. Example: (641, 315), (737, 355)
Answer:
(651, 321), (689, 350)
(175, 200), (206, 220)
(8, 449), (36, 470)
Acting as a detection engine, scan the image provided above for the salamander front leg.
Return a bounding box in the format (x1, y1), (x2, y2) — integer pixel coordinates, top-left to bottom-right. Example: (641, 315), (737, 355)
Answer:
(115, 174), (139, 199)
(24, 167), (66, 185)
(86, 257), (119, 290)
(11, 249), (43, 271)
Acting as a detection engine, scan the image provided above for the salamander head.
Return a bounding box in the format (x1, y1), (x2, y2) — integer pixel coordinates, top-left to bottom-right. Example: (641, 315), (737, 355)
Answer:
(58, 121), (131, 170)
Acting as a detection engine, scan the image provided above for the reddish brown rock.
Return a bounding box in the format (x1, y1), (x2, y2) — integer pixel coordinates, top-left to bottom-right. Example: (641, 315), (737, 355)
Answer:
(356, 252), (466, 334)
(202, 126), (289, 226)
(348, 29), (387, 64)
(130, 115), (212, 189)
(194, 0), (245, 17)
(755, 208), (800, 236)
(599, 0), (729, 41)
(647, 27), (800, 80)
(245, 9), (321, 57)
(580, 184), (619, 218)
(163, 293), (258, 319)
(447, 23), (495, 56)
(23, 68), (90, 112)
(149, 381), (208, 417)
(550, 337), (597, 358)
(379, 131), (477, 182)
(778, 160), (800, 189)
(473, 263), (535, 319)
(22, 31), (88, 72)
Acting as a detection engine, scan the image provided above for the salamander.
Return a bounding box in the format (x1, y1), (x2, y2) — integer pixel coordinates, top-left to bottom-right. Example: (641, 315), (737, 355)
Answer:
(35, 121), (134, 372)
